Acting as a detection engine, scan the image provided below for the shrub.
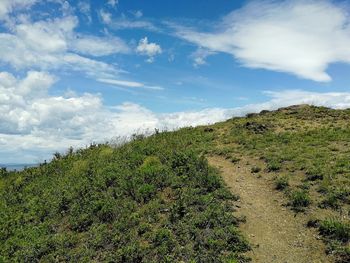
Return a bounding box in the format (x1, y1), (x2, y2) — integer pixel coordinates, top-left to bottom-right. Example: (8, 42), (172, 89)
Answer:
(289, 190), (311, 211)
(275, 176), (289, 190)
(0, 167), (7, 177)
(319, 219), (350, 243)
(137, 183), (157, 203)
(267, 160), (281, 172)
(320, 194), (340, 209)
(305, 167), (324, 181)
(138, 156), (167, 187)
(320, 189), (350, 210)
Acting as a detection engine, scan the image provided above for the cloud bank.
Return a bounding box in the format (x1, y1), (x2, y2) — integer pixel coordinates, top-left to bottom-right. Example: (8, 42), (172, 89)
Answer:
(173, 0), (350, 82)
(2, 70), (350, 164)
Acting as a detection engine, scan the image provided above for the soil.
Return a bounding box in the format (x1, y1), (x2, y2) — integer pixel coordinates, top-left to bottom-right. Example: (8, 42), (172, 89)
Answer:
(208, 155), (333, 263)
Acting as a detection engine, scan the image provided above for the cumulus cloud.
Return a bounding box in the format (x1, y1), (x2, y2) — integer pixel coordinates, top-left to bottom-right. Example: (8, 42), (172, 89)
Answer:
(173, 0), (350, 82)
(2, 70), (350, 164)
(136, 37), (162, 63)
(0, 71), (161, 163)
(0, 15), (129, 78)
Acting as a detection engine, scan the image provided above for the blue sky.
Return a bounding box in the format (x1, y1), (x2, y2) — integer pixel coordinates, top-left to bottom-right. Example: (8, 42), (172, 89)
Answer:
(1, 0), (350, 164)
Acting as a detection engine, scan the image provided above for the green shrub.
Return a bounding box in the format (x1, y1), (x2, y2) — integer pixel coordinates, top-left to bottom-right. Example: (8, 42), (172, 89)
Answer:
(289, 190), (311, 211)
(319, 219), (350, 243)
(320, 194), (340, 209)
(0, 167), (7, 177)
(267, 160), (281, 172)
(305, 167), (324, 181)
(275, 176), (289, 190)
(137, 183), (157, 203)
(320, 189), (350, 210)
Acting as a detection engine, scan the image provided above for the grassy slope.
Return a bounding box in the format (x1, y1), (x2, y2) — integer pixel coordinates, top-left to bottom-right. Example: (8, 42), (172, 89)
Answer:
(0, 130), (248, 262)
(210, 105), (350, 262)
(1, 105), (350, 262)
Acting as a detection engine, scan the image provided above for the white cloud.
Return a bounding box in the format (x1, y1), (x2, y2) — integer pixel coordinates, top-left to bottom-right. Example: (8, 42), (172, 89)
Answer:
(0, 0), (37, 21)
(99, 10), (158, 31)
(0, 71), (161, 163)
(61, 53), (119, 79)
(107, 18), (158, 31)
(191, 48), (216, 67)
(2, 70), (350, 164)
(136, 37), (162, 63)
(15, 16), (76, 53)
(77, 1), (91, 23)
(0, 15), (129, 78)
(173, 0), (350, 82)
(18, 71), (57, 98)
(78, 1), (90, 14)
(107, 0), (118, 8)
(99, 9), (112, 24)
(70, 35), (130, 56)
(132, 10), (143, 18)
(97, 78), (164, 90)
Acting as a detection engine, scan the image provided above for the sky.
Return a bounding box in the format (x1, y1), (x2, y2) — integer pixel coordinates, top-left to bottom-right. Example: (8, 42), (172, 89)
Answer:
(1, 0), (350, 164)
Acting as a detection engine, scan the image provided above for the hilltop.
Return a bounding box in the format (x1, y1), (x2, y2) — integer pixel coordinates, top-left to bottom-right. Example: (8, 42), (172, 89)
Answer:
(1, 105), (350, 262)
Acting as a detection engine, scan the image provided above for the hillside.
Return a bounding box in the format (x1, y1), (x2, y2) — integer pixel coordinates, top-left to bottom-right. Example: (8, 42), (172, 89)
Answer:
(0, 130), (249, 262)
(1, 105), (350, 262)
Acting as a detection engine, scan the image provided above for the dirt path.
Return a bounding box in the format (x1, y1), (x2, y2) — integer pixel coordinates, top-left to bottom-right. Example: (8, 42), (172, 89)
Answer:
(208, 156), (331, 263)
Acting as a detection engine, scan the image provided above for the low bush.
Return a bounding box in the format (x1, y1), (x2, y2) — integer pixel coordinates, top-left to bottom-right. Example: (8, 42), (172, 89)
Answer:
(305, 167), (324, 181)
(319, 219), (350, 243)
(267, 160), (282, 172)
(275, 176), (289, 190)
(289, 190), (311, 211)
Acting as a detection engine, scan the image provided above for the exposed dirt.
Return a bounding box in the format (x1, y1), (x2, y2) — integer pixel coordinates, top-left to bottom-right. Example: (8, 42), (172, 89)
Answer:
(208, 155), (333, 263)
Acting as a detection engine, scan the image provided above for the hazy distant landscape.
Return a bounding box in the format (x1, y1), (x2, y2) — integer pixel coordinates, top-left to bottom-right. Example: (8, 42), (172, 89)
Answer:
(0, 164), (37, 171)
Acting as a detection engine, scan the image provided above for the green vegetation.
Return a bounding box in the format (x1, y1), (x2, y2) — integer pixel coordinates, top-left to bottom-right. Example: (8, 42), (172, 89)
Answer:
(0, 130), (249, 262)
(320, 219), (350, 243)
(2, 105), (350, 262)
(288, 190), (311, 211)
(208, 105), (350, 262)
(274, 175), (289, 190)
(319, 219), (350, 262)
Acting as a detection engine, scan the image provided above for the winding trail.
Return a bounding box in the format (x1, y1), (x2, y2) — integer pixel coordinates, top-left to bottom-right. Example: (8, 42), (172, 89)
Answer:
(208, 156), (331, 263)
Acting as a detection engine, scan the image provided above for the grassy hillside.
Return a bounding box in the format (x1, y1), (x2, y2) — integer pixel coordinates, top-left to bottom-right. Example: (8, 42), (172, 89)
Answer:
(1, 105), (350, 262)
(0, 130), (248, 262)
(210, 105), (350, 262)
